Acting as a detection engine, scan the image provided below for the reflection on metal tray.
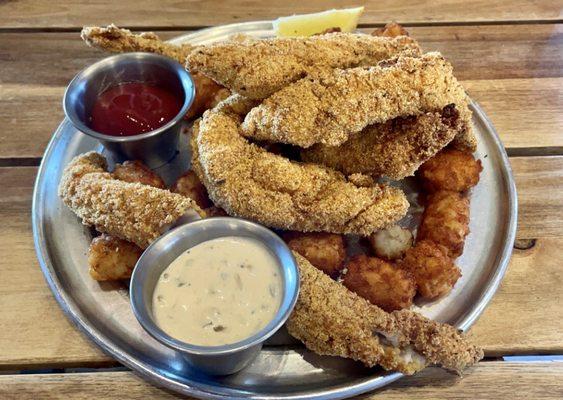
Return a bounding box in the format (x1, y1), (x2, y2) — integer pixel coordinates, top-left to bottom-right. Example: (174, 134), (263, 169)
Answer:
(32, 21), (517, 400)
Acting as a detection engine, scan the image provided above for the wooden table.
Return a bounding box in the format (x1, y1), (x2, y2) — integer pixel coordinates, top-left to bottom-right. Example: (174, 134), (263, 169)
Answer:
(0, 1), (562, 398)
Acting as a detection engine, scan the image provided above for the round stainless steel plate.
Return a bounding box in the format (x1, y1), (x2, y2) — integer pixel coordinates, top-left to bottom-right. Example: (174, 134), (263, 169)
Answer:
(32, 21), (517, 400)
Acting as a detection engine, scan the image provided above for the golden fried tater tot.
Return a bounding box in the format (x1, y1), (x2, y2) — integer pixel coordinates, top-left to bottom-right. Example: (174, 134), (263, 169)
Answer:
(186, 75), (231, 119)
(171, 170), (213, 209)
(372, 22), (410, 38)
(343, 254), (416, 311)
(88, 234), (143, 281)
(417, 191), (470, 258)
(370, 225), (413, 260)
(418, 148), (482, 193)
(283, 232), (346, 277)
(401, 240), (461, 300)
(112, 160), (165, 189)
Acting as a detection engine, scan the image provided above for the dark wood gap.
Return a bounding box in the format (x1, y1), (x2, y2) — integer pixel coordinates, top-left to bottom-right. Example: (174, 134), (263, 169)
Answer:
(0, 355), (515, 375)
(507, 147), (563, 157)
(1, 146), (563, 169)
(0, 19), (561, 34)
(0, 158), (41, 167)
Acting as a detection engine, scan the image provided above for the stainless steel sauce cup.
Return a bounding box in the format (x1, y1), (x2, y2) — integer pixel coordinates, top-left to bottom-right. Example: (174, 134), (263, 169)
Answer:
(130, 218), (300, 375)
(63, 53), (195, 168)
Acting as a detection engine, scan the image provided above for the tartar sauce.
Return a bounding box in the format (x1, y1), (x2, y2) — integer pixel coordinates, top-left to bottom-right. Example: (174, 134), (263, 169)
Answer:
(152, 236), (283, 346)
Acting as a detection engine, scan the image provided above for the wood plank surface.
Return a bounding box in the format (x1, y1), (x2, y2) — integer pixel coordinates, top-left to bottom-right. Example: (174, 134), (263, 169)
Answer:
(0, 25), (561, 159)
(0, 0), (561, 29)
(0, 157), (562, 368)
(1, 362), (562, 399)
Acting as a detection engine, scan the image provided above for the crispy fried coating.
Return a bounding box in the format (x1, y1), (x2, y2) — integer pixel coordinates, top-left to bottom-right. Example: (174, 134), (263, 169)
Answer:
(344, 254), (416, 311)
(186, 33), (421, 100)
(302, 105), (461, 179)
(418, 148), (483, 192)
(81, 24), (194, 62)
(283, 232), (346, 277)
(88, 160), (164, 281)
(370, 225), (413, 260)
(171, 170), (213, 209)
(88, 234), (142, 281)
(287, 253), (483, 373)
(112, 160), (166, 189)
(58, 152), (203, 248)
(242, 53), (473, 148)
(418, 191), (470, 258)
(80, 24), (229, 119)
(372, 22), (410, 38)
(191, 95), (409, 236)
(401, 240), (461, 299)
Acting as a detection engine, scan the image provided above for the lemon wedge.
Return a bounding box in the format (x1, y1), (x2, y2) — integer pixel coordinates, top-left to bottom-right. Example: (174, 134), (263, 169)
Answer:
(273, 7), (364, 37)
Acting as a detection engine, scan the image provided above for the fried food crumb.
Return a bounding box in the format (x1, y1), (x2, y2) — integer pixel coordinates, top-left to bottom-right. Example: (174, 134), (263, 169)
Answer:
(418, 148), (483, 193)
(370, 225), (413, 260)
(112, 160), (166, 189)
(372, 22), (410, 38)
(401, 240), (461, 300)
(171, 170), (213, 209)
(417, 191), (470, 258)
(283, 232), (346, 277)
(88, 234), (142, 281)
(343, 254), (416, 311)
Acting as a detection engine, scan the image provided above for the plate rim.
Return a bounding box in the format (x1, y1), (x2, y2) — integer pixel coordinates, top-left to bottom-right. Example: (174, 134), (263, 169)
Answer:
(32, 21), (518, 400)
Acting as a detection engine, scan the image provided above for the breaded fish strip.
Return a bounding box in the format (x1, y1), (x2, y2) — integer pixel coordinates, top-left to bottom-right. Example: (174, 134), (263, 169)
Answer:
(242, 52), (475, 149)
(186, 33), (421, 99)
(192, 95), (409, 236)
(58, 152), (203, 248)
(302, 105), (462, 179)
(287, 253), (483, 374)
(81, 25), (230, 119)
(81, 24), (194, 63)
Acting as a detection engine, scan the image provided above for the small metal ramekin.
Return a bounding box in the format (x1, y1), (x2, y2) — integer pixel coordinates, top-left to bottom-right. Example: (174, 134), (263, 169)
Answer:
(130, 217), (300, 375)
(63, 53), (195, 168)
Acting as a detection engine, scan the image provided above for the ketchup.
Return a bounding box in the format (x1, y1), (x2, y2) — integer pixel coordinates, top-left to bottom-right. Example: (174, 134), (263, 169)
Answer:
(88, 82), (182, 136)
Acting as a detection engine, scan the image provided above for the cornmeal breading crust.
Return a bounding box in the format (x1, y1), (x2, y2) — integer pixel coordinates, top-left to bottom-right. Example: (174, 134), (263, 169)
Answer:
(242, 52), (474, 149)
(186, 33), (421, 100)
(191, 95), (409, 236)
(287, 252), (483, 374)
(302, 104), (463, 179)
(58, 152), (203, 248)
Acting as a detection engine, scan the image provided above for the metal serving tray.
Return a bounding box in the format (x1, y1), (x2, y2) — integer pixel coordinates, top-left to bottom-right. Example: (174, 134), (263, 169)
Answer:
(32, 21), (517, 400)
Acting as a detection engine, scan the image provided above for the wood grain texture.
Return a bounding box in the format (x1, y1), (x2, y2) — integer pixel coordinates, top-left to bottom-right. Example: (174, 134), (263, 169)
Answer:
(511, 156), (563, 239)
(0, 158), (562, 367)
(0, 0), (562, 29)
(0, 25), (561, 159)
(1, 362), (562, 399)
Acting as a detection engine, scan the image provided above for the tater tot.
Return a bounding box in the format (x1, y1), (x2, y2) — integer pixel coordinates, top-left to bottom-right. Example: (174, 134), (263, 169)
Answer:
(370, 225), (413, 260)
(371, 22), (410, 37)
(343, 254), (416, 311)
(112, 160), (166, 189)
(186, 73), (230, 119)
(171, 170), (213, 209)
(418, 148), (482, 193)
(417, 191), (470, 258)
(401, 240), (461, 300)
(283, 232), (346, 277)
(88, 234), (143, 281)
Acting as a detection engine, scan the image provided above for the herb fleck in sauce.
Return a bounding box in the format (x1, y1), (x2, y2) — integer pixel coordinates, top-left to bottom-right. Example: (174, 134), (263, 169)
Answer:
(152, 237), (283, 346)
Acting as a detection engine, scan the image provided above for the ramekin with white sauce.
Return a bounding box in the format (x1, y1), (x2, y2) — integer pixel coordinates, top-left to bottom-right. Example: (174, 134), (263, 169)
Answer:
(130, 217), (300, 375)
